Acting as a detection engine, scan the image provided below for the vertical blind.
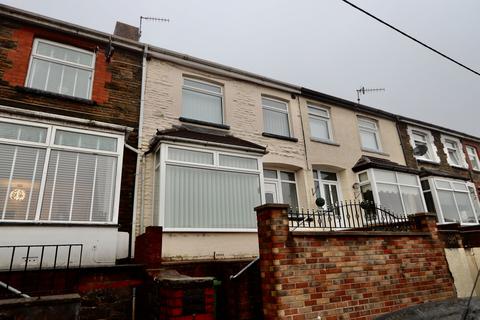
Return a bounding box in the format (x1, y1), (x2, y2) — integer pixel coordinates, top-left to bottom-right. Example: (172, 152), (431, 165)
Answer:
(0, 120), (120, 223)
(164, 165), (261, 229)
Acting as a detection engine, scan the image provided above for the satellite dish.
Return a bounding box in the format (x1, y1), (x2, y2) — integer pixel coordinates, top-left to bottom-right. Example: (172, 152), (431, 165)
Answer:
(413, 144), (428, 156)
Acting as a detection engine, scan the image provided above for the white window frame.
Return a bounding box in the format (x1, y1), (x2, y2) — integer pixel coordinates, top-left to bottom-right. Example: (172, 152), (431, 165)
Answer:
(407, 126), (440, 163)
(181, 77), (225, 124)
(357, 117), (382, 152)
(153, 143), (264, 232)
(263, 168), (299, 208)
(313, 170), (343, 206)
(25, 38), (96, 100)
(356, 168), (426, 217)
(422, 177), (478, 225)
(440, 135), (468, 169)
(466, 146), (480, 171)
(0, 117), (123, 224)
(308, 104), (333, 142)
(262, 96), (292, 137)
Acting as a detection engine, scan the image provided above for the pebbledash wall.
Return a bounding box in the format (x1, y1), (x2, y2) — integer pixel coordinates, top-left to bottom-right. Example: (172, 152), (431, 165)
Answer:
(136, 57), (309, 261)
(255, 204), (456, 320)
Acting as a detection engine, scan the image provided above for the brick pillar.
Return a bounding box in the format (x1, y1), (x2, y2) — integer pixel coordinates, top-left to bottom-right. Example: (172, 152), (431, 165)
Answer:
(255, 204), (290, 320)
(135, 226), (163, 268)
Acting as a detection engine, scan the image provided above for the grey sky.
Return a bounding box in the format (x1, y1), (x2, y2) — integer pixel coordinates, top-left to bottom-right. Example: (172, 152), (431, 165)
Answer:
(3, 0), (480, 136)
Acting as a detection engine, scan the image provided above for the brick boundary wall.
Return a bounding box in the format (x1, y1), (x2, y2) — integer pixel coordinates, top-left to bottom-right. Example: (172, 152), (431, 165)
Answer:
(255, 204), (456, 320)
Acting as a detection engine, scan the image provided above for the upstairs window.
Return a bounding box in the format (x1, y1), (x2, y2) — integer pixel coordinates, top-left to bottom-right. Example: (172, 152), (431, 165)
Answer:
(182, 78), (224, 124)
(357, 117), (381, 152)
(441, 135), (467, 168)
(466, 146), (480, 171)
(262, 97), (290, 137)
(308, 105), (333, 142)
(407, 127), (439, 163)
(26, 39), (95, 99)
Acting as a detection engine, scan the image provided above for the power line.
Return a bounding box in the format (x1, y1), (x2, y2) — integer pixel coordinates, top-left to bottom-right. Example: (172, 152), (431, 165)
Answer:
(340, 0), (480, 77)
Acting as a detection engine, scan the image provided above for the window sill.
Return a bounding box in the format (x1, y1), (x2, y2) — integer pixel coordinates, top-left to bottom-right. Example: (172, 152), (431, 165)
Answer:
(361, 148), (389, 156)
(15, 86), (97, 105)
(449, 164), (469, 171)
(310, 138), (340, 147)
(0, 221), (119, 227)
(179, 117), (230, 130)
(262, 132), (298, 142)
(416, 158), (440, 165)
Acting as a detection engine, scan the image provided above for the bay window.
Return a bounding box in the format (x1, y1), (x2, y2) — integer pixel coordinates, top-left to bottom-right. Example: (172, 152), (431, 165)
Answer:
(154, 145), (262, 230)
(421, 177), (478, 224)
(26, 39), (95, 99)
(0, 118), (123, 223)
(357, 169), (425, 218)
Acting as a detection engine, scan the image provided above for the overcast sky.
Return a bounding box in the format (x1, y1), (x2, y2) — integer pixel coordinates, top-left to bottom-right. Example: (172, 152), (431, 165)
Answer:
(3, 0), (480, 136)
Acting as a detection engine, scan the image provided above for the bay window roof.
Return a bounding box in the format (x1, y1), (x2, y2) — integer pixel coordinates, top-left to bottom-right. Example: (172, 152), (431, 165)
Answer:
(352, 156), (419, 175)
(149, 125), (267, 154)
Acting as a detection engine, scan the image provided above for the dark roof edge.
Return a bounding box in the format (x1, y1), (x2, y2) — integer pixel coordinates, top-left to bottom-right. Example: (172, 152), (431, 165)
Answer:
(0, 3), (144, 52)
(398, 116), (480, 143)
(419, 168), (470, 181)
(301, 87), (397, 120)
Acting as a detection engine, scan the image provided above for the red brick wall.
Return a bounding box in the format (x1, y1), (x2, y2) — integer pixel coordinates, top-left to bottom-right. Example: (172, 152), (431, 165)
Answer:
(462, 138), (480, 192)
(255, 204), (456, 320)
(0, 17), (142, 238)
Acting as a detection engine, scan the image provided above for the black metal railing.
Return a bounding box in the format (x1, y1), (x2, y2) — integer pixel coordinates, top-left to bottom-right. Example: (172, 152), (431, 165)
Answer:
(288, 200), (412, 231)
(0, 244), (83, 298)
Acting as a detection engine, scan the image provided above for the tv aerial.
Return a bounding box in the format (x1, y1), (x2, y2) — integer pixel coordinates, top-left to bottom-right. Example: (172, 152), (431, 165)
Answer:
(356, 86), (385, 104)
(139, 16), (170, 37)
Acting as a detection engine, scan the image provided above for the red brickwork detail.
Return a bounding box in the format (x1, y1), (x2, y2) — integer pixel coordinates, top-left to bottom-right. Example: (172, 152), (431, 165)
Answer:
(135, 226), (163, 268)
(255, 205), (456, 320)
(156, 287), (215, 320)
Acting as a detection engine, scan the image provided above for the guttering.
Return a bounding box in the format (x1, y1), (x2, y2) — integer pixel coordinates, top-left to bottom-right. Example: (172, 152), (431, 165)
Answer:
(150, 135), (268, 155)
(0, 4), (143, 52)
(147, 49), (301, 94)
(131, 44), (148, 257)
(0, 104), (133, 133)
(398, 117), (480, 143)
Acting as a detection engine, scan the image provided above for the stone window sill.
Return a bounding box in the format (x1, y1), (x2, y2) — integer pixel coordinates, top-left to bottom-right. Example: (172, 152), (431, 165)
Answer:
(15, 86), (97, 105)
(361, 148), (389, 157)
(262, 132), (298, 142)
(310, 138), (340, 147)
(179, 117), (230, 130)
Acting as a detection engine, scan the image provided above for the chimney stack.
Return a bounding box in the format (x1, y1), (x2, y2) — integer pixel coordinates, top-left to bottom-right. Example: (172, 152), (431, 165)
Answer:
(113, 22), (140, 41)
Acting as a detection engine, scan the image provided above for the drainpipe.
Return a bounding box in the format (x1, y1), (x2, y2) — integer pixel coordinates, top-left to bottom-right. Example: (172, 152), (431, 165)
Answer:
(130, 44), (148, 258)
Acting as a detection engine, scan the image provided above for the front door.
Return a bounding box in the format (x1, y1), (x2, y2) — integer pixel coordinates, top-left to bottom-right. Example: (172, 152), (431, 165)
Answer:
(264, 181), (279, 204)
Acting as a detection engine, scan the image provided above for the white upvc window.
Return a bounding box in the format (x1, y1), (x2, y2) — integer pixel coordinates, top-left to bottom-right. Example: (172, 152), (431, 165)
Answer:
(308, 105), (333, 142)
(466, 146), (480, 171)
(441, 135), (468, 168)
(407, 126), (440, 163)
(357, 117), (381, 152)
(154, 144), (263, 231)
(263, 169), (298, 209)
(262, 97), (291, 137)
(357, 169), (426, 218)
(421, 177), (478, 224)
(0, 118), (123, 224)
(182, 78), (224, 124)
(26, 39), (95, 99)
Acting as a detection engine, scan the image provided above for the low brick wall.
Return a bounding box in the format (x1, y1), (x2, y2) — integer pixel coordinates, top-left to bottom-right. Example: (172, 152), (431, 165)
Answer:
(0, 294), (80, 320)
(255, 204), (456, 320)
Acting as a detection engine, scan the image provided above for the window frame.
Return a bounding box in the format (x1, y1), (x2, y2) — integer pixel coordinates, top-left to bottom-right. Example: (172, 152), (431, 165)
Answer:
(262, 96), (292, 138)
(440, 135), (468, 169)
(406, 126), (440, 163)
(466, 146), (480, 171)
(263, 168), (299, 208)
(0, 117), (123, 225)
(153, 143), (264, 232)
(313, 169), (343, 207)
(25, 38), (96, 100)
(356, 168), (426, 217)
(307, 104), (333, 142)
(422, 177), (478, 225)
(357, 117), (382, 152)
(181, 77), (225, 125)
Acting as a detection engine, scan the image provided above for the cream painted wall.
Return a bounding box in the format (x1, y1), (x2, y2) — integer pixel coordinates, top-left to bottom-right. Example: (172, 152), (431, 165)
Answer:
(445, 248), (480, 297)
(298, 97), (406, 207)
(137, 59), (309, 260)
